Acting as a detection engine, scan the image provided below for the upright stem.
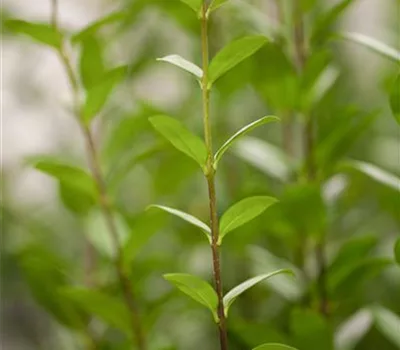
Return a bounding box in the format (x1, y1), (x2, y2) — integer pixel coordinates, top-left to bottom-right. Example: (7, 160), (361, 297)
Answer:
(201, 3), (228, 349)
(50, 1), (146, 347)
(293, 1), (328, 316)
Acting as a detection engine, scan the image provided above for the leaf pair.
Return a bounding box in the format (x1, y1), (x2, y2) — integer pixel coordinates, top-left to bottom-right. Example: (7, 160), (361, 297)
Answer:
(148, 196), (277, 245)
(158, 35), (267, 89)
(149, 115), (278, 171)
(164, 269), (292, 321)
(5, 19), (63, 49)
(178, 0), (230, 17)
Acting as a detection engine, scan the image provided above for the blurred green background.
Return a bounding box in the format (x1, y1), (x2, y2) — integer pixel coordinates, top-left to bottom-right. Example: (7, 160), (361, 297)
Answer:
(1, 0), (399, 349)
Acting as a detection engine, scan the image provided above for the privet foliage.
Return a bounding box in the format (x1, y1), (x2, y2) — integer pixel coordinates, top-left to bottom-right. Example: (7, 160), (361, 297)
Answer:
(3, 0), (399, 349)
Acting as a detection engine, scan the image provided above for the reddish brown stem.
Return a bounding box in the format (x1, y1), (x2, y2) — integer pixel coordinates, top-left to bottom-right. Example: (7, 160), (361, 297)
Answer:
(201, 2), (229, 349)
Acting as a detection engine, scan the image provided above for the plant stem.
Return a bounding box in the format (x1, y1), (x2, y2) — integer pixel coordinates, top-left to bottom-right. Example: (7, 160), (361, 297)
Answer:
(292, 1), (328, 316)
(201, 3), (228, 349)
(50, 1), (146, 346)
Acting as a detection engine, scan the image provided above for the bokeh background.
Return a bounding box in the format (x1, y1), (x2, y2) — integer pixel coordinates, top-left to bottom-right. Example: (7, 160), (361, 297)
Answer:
(1, 0), (399, 349)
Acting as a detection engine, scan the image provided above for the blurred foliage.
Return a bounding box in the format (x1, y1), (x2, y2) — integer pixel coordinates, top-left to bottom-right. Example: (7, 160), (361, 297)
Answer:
(2, 0), (400, 349)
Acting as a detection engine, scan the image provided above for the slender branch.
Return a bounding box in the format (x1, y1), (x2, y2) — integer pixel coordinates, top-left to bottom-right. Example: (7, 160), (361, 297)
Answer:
(50, 1), (146, 347)
(201, 3), (228, 349)
(293, 0), (328, 316)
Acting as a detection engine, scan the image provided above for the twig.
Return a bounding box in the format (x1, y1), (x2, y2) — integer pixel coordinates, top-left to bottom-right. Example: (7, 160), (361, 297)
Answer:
(201, 2), (229, 349)
(50, 0), (146, 346)
(292, 0), (328, 316)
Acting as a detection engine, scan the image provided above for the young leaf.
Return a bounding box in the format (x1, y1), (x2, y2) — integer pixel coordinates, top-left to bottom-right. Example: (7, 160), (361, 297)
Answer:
(253, 344), (297, 350)
(5, 19), (62, 49)
(147, 204), (211, 242)
(208, 36), (268, 88)
(234, 137), (292, 181)
(61, 288), (131, 334)
(157, 54), (203, 79)
(209, 0), (230, 13)
(214, 116), (279, 169)
(149, 115), (207, 170)
(164, 273), (218, 321)
(343, 160), (400, 192)
(248, 246), (305, 301)
(389, 73), (400, 124)
(394, 238), (400, 265)
(372, 306), (400, 348)
(72, 11), (126, 43)
(82, 65), (128, 123)
(340, 32), (400, 63)
(178, 0), (202, 14)
(79, 35), (105, 90)
(219, 196), (278, 243)
(223, 269), (293, 316)
(27, 156), (97, 198)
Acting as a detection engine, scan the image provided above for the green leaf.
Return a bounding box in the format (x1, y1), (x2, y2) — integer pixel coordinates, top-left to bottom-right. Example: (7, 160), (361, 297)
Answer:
(302, 65), (339, 111)
(291, 309), (334, 350)
(389, 73), (400, 124)
(79, 35), (105, 90)
(317, 109), (377, 172)
(164, 273), (218, 321)
(329, 235), (378, 275)
(178, 0), (202, 14)
(329, 258), (392, 298)
(59, 182), (96, 215)
(253, 344), (297, 350)
(83, 65), (128, 123)
(372, 306), (400, 348)
(214, 116), (279, 169)
(311, 0), (355, 46)
(253, 43), (298, 111)
(72, 11), (126, 43)
(248, 246), (305, 301)
(157, 54), (203, 79)
(5, 19), (63, 49)
(219, 196), (277, 243)
(62, 288), (131, 334)
(27, 156), (97, 199)
(149, 115), (207, 170)
(234, 137), (292, 181)
(122, 210), (166, 269)
(394, 238), (400, 265)
(147, 205), (211, 242)
(340, 32), (400, 63)
(208, 36), (268, 88)
(209, 0), (230, 13)
(343, 160), (400, 192)
(17, 246), (83, 329)
(223, 269), (293, 316)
